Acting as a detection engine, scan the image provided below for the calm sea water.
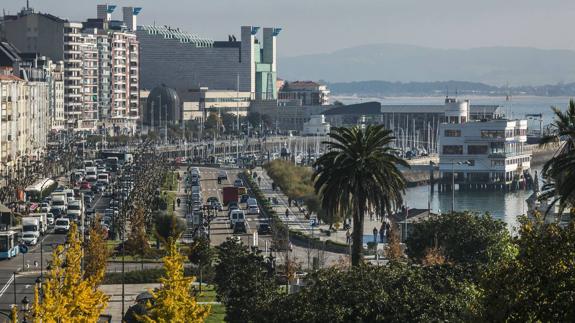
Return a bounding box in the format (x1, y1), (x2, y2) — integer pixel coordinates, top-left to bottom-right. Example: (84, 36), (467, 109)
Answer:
(333, 95), (567, 229)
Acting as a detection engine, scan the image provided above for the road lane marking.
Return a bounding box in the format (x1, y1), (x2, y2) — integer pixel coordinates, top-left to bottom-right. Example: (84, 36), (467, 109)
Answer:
(0, 275), (14, 299)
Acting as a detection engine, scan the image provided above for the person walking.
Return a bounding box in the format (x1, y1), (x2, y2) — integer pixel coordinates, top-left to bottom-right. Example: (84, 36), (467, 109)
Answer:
(379, 222), (385, 243)
(176, 198), (181, 207)
(373, 227), (378, 244)
(346, 229), (351, 244)
(285, 208), (289, 218)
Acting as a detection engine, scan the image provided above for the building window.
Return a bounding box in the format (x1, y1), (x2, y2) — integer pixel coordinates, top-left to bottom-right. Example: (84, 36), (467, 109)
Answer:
(491, 160), (505, 167)
(481, 130), (505, 139)
(468, 145), (488, 155)
(442, 145), (463, 155)
(444, 130), (461, 137)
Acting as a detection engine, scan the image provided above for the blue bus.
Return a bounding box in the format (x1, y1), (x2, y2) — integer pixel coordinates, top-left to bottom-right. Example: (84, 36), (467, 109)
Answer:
(0, 231), (20, 259)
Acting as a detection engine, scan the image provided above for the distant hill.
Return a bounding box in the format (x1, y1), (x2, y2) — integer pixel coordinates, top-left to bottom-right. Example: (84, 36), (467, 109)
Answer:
(327, 80), (575, 97)
(280, 44), (575, 86)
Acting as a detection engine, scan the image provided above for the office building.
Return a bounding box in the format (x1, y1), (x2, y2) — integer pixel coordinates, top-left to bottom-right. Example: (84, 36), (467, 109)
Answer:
(181, 87), (252, 121)
(278, 81), (330, 106)
(137, 25), (280, 100)
(438, 119), (531, 191)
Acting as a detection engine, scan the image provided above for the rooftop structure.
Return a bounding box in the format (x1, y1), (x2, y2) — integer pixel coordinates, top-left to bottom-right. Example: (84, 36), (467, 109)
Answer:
(278, 81), (330, 106)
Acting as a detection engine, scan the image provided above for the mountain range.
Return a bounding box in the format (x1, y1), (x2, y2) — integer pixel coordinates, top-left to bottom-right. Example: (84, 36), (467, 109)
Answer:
(279, 44), (575, 86)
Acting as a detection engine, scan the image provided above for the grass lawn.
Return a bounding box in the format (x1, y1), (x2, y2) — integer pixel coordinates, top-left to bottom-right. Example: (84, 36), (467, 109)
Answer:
(205, 303), (225, 323)
(161, 171), (179, 191)
(194, 284), (218, 302)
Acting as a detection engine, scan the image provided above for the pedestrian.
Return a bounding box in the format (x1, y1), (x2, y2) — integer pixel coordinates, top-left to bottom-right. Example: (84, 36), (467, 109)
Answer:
(369, 212), (374, 221)
(176, 198), (181, 207)
(379, 222), (385, 243)
(257, 177), (261, 186)
(346, 229), (351, 244)
(285, 208), (289, 218)
(373, 227), (378, 243)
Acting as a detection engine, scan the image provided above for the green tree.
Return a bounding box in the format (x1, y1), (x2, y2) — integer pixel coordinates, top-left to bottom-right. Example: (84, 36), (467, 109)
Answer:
(125, 206), (150, 257)
(204, 111), (221, 136)
(405, 212), (515, 272)
(539, 100), (575, 214)
(221, 112), (237, 133)
(313, 125), (408, 266)
(214, 238), (279, 323)
(481, 218), (575, 321)
(188, 236), (215, 293)
(268, 264), (480, 322)
(154, 213), (186, 246)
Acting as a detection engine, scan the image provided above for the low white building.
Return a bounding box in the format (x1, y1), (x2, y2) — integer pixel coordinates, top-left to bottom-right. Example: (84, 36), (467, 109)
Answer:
(438, 119), (531, 191)
(302, 115), (330, 136)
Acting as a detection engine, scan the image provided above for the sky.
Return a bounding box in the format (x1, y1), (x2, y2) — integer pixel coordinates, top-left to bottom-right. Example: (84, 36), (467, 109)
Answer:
(3, 0), (575, 57)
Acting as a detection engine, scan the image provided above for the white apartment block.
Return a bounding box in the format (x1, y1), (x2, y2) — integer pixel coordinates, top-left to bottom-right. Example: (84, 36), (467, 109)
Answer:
(439, 119), (531, 191)
(0, 75), (50, 173)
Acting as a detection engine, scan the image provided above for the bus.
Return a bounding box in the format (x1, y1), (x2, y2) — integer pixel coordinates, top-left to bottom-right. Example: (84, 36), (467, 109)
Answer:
(25, 178), (56, 202)
(0, 231), (19, 259)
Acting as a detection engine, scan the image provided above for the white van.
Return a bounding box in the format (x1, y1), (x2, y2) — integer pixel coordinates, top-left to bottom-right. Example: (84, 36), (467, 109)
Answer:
(85, 167), (98, 182)
(229, 209), (245, 229)
(97, 173), (109, 185)
(54, 218), (71, 233)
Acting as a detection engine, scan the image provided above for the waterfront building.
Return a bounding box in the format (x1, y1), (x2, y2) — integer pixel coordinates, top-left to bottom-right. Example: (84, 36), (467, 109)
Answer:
(438, 119), (531, 191)
(278, 81), (330, 106)
(323, 98), (503, 154)
(137, 25), (280, 101)
(302, 115), (330, 136)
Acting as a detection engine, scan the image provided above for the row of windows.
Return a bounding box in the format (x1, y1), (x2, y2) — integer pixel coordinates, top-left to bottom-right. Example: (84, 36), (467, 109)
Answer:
(444, 130), (461, 137)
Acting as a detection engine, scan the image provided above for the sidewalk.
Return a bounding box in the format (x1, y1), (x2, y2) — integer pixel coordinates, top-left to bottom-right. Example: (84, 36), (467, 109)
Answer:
(256, 167), (390, 247)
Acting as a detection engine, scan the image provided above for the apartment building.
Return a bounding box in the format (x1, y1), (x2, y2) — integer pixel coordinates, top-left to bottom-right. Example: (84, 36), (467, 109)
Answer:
(0, 75), (50, 174)
(2, 6), (140, 132)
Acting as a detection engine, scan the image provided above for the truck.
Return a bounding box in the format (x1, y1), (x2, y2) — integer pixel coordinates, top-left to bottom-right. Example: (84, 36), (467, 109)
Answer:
(222, 187), (239, 206)
(51, 192), (68, 214)
(22, 217), (41, 238)
(27, 213), (48, 235)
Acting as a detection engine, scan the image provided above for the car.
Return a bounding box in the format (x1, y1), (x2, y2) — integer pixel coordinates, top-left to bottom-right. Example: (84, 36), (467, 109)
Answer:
(217, 171), (228, 181)
(211, 201), (223, 211)
(240, 194), (250, 204)
(54, 218), (71, 233)
(248, 205), (260, 215)
(79, 181), (92, 190)
(257, 223), (272, 235)
(50, 207), (62, 218)
(95, 182), (106, 192)
(229, 209), (245, 229)
(21, 233), (38, 246)
(46, 213), (55, 226)
(228, 201), (239, 210)
(233, 179), (243, 187)
(233, 221), (247, 234)
(207, 196), (219, 204)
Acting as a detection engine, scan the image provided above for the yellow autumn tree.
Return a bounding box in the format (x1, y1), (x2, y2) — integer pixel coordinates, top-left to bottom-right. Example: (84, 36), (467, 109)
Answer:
(140, 238), (210, 323)
(31, 223), (108, 321)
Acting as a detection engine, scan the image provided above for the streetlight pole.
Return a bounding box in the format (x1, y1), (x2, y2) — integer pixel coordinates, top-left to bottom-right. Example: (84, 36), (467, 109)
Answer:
(451, 162), (455, 214)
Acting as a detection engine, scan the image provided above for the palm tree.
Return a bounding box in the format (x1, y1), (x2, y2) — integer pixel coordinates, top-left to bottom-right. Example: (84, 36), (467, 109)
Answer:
(313, 125), (408, 266)
(540, 99), (575, 215)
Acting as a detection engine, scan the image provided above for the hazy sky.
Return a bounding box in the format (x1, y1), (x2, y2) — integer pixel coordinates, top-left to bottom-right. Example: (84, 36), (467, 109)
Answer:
(4, 0), (575, 57)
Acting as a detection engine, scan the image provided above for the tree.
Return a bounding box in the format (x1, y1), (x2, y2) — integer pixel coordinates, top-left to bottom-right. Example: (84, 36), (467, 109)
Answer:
(539, 100), (575, 215)
(84, 215), (109, 282)
(481, 218), (575, 321)
(139, 239), (210, 322)
(405, 212), (515, 272)
(204, 111), (221, 136)
(268, 264), (480, 322)
(125, 206), (150, 257)
(214, 238), (279, 323)
(32, 223), (108, 321)
(188, 236), (214, 292)
(154, 212), (186, 246)
(221, 112), (237, 134)
(313, 125), (408, 266)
